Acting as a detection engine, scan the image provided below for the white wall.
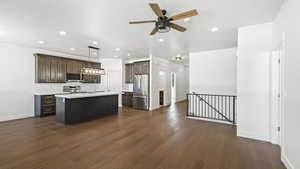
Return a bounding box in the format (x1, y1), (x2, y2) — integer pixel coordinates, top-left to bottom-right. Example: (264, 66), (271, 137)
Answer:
(273, 0), (300, 168)
(185, 65), (190, 94)
(189, 48), (237, 95)
(150, 57), (188, 110)
(0, 43), (122, 122)
(237, 23), (273, 142)
(99, 58), (123, 107)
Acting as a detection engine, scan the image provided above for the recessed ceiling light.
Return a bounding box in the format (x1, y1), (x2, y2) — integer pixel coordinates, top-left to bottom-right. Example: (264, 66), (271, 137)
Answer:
(114, 55), (119, 58)
(70, 48), (75, 51)
(184, 18), (191, 22)
(211, 27), (219, 32)
(92, 41), (98, 45)
(159, 38), (164, 42)
(59, 31), (67, 36)
(38, 40), (45, 44)
(127, 53), (131, 57)
(115, 48), (120, 51)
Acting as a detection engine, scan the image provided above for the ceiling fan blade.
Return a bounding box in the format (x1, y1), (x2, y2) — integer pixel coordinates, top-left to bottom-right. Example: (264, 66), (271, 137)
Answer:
(129, 20), (156, 24)
(169, 9), (198, 21)
(149, 3), (163, 17)
(150, 27), (158, 35)
(169, 23), (187, 32)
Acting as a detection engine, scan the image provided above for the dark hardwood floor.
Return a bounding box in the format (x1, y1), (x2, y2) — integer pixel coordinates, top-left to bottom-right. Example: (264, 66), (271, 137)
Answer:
(0, 102), (286, 169)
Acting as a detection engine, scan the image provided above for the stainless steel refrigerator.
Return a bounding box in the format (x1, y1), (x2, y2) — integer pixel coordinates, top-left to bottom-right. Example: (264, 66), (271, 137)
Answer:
(133, 74), (149, 110)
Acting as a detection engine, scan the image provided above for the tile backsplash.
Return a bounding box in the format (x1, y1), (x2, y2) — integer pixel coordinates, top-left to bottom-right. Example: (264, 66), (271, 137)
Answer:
(123, 83), (133, 91)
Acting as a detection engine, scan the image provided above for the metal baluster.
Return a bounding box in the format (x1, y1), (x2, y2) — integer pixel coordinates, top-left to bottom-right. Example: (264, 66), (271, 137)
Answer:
(225, 96), (227, 121)
(197, 94), (199, 117)
(187, 94), (189, 116)
(233, 97), (236, 124)
(229, 96), (231, 122)
(201, 95), (204, 117)
(208, 95), (210, 119)
(193, 95), (195, 117)
(205, 95), (207, 119)
(209, 95), (212, 119)
(214, 96), (219, 119)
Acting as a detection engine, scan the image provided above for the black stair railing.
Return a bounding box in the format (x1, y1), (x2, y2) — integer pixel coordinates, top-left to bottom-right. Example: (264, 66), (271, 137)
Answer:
(187, 92), (237, 124)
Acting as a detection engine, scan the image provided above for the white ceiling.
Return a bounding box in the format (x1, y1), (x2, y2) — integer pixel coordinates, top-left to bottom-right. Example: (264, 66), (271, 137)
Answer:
(0, 0), (283, 61)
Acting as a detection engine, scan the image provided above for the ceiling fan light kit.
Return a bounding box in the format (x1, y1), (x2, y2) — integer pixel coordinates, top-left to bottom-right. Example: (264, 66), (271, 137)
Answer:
(175, 55), (183, 61)
(129, 3), (198, 35)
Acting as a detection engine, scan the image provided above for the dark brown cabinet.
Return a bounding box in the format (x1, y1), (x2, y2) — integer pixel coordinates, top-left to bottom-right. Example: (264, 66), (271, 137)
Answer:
(67, 60), (81, 74)
(125, 61), (149, 83)
(35, 53), (101, 83)
(140, 61), (149, 74)
(57, 58), (67, 83)
(125, 64), (134, 83)
(122, 92), (133, 107)
(133, 61), (149, 75)
(35, 54), (66, 83)
(36, 54), (46, 82)
(34, 95), (56, 117)
(133, 62), (142, 75)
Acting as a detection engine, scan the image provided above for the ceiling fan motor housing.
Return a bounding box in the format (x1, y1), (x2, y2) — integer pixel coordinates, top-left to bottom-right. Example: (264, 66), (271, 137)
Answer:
(156, 15), (171, 33)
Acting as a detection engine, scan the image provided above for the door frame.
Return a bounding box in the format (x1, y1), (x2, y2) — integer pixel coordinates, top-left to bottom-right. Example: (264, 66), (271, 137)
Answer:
(271, 50), (281, 145)
(271, 32), (286, 147)
(171, 72), (176, 105)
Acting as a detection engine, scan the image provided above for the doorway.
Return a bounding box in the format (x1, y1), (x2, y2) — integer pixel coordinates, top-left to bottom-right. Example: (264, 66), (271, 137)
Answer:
(171, 72), (176, 105)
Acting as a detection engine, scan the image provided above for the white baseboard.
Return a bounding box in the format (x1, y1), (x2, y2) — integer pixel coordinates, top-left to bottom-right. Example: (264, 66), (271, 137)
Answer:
(149, 107), (160, 111)
(281, 152), (294, 169)
(0, 114), (33, 122)
(237, 129), (270, 142)
(187, 116), (234, 125)
(176, 97), (186, 103)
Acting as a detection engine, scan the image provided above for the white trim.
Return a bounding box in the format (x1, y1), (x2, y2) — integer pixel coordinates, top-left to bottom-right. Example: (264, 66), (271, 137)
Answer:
(0, 114), (33, 122)
(281, 152), (294, 169)
(124, 58), (150, 64)
(149, 107), (160, 111)
(237, 129), (270, 142)
(187, 116), (234, 125)
(176, 97), (186, 103)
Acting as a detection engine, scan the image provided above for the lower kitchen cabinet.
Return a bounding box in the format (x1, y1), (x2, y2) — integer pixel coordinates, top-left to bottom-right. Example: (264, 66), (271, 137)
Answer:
(34, 95), (56, 117)
(122, 92), (133, 107)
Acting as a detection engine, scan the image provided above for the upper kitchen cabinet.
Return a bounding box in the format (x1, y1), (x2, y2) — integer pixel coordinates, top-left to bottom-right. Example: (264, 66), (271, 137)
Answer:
(125, 61), (149, 83)
(133, 62), (142, 75)
(35, 54), (49, 83)
(35, 54), (66, 83)
(133, 61), (149, 75)
(66, 60), (81, 74)
(35, 53), (102, 83)
(125, 64), (133, 83)
(140, 61), (149, 74)
(56, 57), (67, 83)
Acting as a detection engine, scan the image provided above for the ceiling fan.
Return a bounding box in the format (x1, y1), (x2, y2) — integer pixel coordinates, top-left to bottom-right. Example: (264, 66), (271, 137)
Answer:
(129, 3), (198, 35)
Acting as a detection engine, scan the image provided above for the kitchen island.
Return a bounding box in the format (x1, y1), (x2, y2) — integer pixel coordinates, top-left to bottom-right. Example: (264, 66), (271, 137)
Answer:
(55, 92), (119, 124)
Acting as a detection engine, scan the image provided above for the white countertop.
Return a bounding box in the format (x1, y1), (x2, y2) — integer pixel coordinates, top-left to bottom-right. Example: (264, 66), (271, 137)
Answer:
(122, 90), (133, 93)
(35, 92), (72, 96)
(55, 91), (120, 99)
